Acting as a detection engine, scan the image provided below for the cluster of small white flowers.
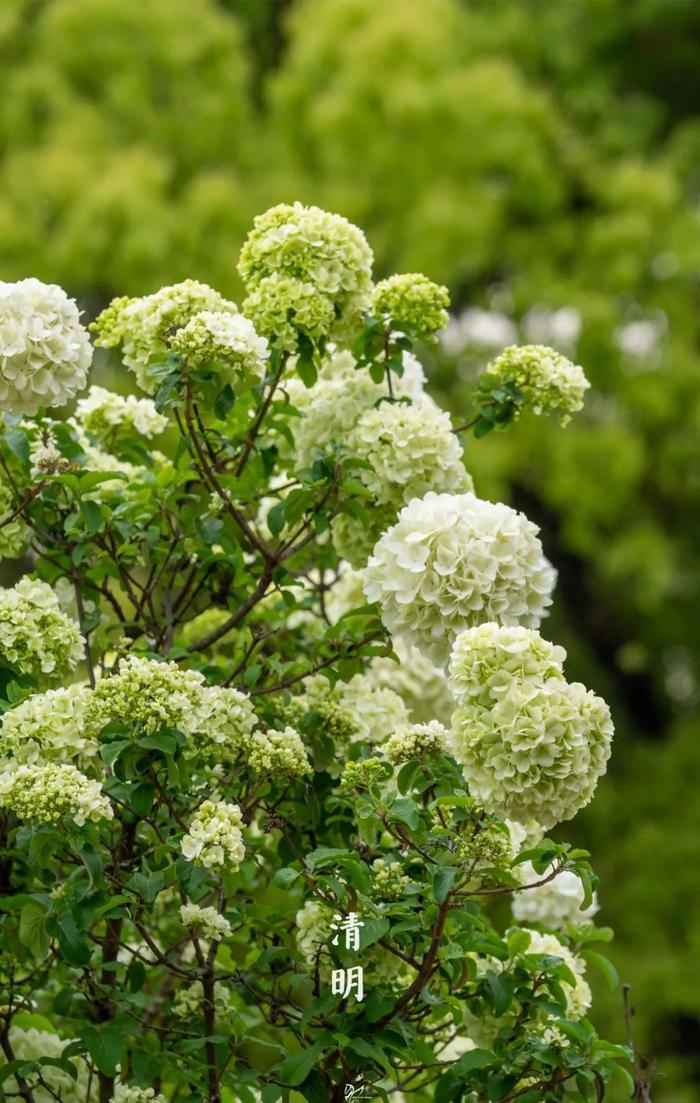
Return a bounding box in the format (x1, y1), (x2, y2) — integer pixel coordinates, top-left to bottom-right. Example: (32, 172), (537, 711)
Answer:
(371, 858), (411, 901)
(246, 726), (311, 777)
(188, 683), (259, 764)
(0, 685), (97, 767)
(283, 348), (427, 471)
(325, 567), (456, 725)
(0, 762), (113, 826)
(370, 641), (456, 727)
(7, 1027), (91, 1103)
(29, 427), (71, 477)
(180, 799), (245, 872)
(170, 309), (270, 383)
(282, 670), (409, 747)
(521, 929), (592, 1020)
(180, 902), (232, 941)
(364, 492), (556, 666)
(448, 624), (614, 828)
(89, 655), (208, 735)
(239, 202), (374, 341)
(295, 899), (331, 967)
(383, 720), (449, 765)
(486, 344), (590, 422)
(512, 863), (599, 929)
(91, 279), (238, 393)
(0, 578), (84, 677)
(347, 400), (471, 507)
(172, 980), (232, 1021)
(0, 279), (92, 414)
(242, 274), (336, 351)
(371, 273), (450, 337)
(113, 1087), (167, 1103)
(0, 479), (29, 559)
(75, 384), (168, 440)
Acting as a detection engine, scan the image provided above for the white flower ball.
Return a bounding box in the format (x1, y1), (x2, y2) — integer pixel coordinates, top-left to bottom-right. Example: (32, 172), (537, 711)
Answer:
(363, 492), (556, 666)
(0, 279), (92, 414)
(513, 863), (599, 929)
(520, 929), (592, 1019)
(449, 624), (614, 828)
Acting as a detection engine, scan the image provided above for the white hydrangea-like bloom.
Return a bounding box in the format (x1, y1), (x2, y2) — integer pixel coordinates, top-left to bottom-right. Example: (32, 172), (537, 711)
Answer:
(239, 202), (374, 333)
(88, 656), (208, 735)
(449, 624), (614, 828)
(371, 272), (450, 337)
(363, 492), (556, 666)
(486, 344), (590, 422)
(187, 684), (259, 764)
(113, 1087), (167, 1103)
(242, 274), (337, 351)
(181, 799), (245, 872)
(283, 348), (429, 472)
(91, 279), (238, 393)
(0, 762), (112, 826)
(512, 863), (599, 929)
(0, 685), (97, 767)
(29, 427), (71, 477)
(75, 385), (167, 440)
(0, 279), (92, 414)
(172, 980), (232, 1022)
(7, 1028), (92, 1103)
(295, 899), (332, 967)
(0, 578), (84, 678)
(170, 310), (270, 382)
(0, 479), (29, 559)
(326, 567), (456, 725)
(383, 720), (449, 764)
(282, 670), (409, 747)
(348, 399), (471, 506)
(246, 726), (311, 777)
(521, 929), (592, 1020)
(180, 902), (232, 941)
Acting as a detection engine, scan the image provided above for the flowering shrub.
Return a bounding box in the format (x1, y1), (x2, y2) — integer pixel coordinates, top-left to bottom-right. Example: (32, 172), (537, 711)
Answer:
(0, 204), (633, 1101)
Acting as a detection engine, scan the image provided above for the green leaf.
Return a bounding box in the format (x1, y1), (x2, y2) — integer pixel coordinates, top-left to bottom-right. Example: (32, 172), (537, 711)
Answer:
(484, 970), (515, 1016)
(80, 498), (103, 533)
(81, 1026), (124, 1076)
(432, 866), (457, 904)
(581, 948), (619, 991)
(214, 383), (236, 419)
(389, 797), (420, 831)
(19, 903), (49, 956)
(272, 867), (300, 889)
(267, 500), (287, 536)
(275, 1040), (326, 1087)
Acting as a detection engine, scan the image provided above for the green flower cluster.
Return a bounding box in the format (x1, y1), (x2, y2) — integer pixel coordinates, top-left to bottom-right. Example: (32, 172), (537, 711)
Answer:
(0, 578), (84, 678)
(91, 279), (238, 392)
(371, 272), (450, 338)
(238, 202), (374, 346)
(0, 762), (112, 826)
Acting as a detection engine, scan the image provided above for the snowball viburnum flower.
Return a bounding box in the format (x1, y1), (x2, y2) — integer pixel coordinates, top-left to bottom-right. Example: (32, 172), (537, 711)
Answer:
(75, 384), (167, 440)
(0, 279), (92, 414)
(180, 799), (245, 872)
(0, 685), (97, 767)
(0, 578), (84, 678)
(91, 279), (238, 393)
(448, 624), (614, 828)
(512, 863), (599, 929)
(371, 272), (450, 338)
(170, 309), (270, 382)
(363, 492), (556, 666)
(238, 202), (374, 338)
(0, 763), (112, 827)
(485, 344), (590, 423)
(521, 929), (592, 1020)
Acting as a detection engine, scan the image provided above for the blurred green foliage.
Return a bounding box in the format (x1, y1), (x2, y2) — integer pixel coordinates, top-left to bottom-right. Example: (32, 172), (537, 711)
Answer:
(1, 0), (699, 1095)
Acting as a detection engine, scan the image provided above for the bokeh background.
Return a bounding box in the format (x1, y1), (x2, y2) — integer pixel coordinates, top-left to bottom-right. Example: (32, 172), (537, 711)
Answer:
(1, 0), (699, 1096)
